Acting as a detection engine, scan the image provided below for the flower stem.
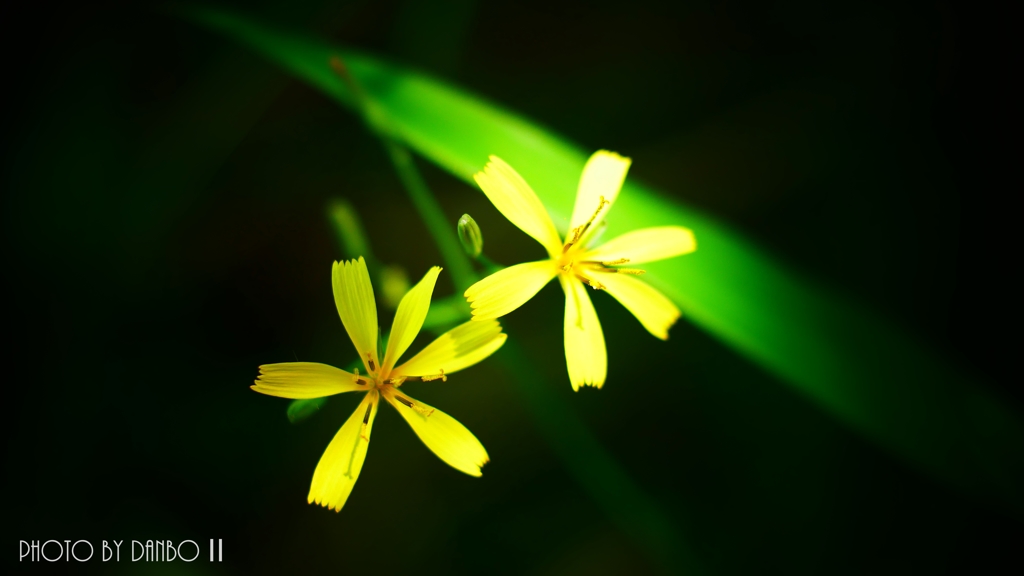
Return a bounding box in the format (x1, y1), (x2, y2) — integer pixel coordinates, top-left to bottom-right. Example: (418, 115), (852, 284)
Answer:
(329, 56), (477, 293)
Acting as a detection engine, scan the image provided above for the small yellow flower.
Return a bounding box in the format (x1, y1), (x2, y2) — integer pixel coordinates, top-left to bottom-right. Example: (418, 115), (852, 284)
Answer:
(253, 257), (506, 512)
(464, 151), (696, 390)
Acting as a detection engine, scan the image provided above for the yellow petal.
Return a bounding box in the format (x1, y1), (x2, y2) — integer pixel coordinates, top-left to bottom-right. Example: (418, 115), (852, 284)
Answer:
(308, 390), (379, 512)
(381, 266), (441, 375)
(568, 151), (631, 247)
(251, 362), (366, 398)
(393, 319), (507, 379)
(594, 273), (681, 340)
(560, 275), (607, 390)
(382, 388), (489, 477)
(474, 156), (562, 256)
(332, 257), (380, 372)
(464, 260), (558, 320)
(583, 225), (696, 265)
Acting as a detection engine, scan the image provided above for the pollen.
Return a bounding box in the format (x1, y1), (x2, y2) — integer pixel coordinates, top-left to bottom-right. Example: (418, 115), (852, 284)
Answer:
(420, 369), (448, 382)
(563, 196), (609, 253)
(395, 394), (437, 417)
(600, 258), (630, 266)
(577, 274), (606, 290)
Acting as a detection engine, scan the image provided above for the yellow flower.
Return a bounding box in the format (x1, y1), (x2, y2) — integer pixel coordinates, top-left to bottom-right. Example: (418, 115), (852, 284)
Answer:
(253, 257), (506, 512)
(464, 151), (696, 390)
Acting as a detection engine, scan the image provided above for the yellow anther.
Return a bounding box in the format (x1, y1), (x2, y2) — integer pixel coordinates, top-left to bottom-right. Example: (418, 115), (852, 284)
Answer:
(600, 258), (630, 266)
(562, 227), (583, 254)
(612, 268), (646, 275)
(575, 273), (605, 290)
(420, 369), (447, 383)
(562, 196), (610, 253)
(352, 369), (368, 385)
(394, 393), (436, 417)
(360, 403), (372, 441)
(581, 196), (610, 232)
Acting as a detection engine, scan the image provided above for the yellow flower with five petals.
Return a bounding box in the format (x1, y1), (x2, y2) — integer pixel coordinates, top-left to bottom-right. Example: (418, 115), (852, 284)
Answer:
(464, 151), (696, 390)
(253, 257), (506, 511)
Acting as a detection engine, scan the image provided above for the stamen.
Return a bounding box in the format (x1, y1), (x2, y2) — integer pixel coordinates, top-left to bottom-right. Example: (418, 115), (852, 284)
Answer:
(580, 196), (610, 236)
(600, 258), (630, 266)
(394, 393), (436, 417)
(366, 354), (376, 372)
(352, 368), (368, 385)
(563, 196), (610, 253)
(420, 369), (447, 382)
(360, 402), (372, 440)
(575, 273), (605, 290)
(612, 268), (646, 275)
(387, 376), (408, 386)
(562, 228), (583, 254)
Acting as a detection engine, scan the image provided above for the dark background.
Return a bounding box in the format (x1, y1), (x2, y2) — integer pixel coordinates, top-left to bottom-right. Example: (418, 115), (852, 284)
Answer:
(3, 1), (1019, 574)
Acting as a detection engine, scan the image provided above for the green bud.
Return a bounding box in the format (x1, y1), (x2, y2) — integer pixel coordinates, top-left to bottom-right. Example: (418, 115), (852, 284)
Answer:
(379, 265), (411, 310)
(457, 214), (483, 258)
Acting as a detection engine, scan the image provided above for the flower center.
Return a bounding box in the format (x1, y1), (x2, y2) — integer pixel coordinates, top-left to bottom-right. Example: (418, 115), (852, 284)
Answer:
(556, 197), (646, 289)
(351, 352), (447, 389)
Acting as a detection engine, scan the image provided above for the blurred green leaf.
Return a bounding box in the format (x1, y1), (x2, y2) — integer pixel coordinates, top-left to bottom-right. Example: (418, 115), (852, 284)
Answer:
(329, 198), (374, 263)
(287, 397), (327, 424)
(189, 7), (1022, 512)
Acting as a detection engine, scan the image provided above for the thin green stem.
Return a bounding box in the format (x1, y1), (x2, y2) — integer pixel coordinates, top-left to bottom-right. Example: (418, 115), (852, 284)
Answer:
(329, 57), (477, 293)
(328, 198), (383, 271)
(475, 252), (503, 276)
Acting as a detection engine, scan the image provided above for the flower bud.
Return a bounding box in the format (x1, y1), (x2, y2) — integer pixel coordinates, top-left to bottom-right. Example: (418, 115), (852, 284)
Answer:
(379, 265), (411, 310)
(457, 214), (483, 258)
